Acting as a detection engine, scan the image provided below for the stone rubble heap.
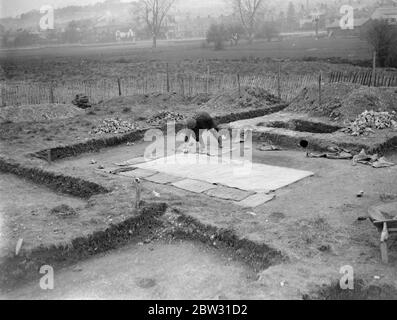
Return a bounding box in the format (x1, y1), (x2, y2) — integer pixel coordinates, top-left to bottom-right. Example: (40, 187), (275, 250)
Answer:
(343, 110), (397, 136)
(90, 118), (137, 135)
(146, 111), (185, 126)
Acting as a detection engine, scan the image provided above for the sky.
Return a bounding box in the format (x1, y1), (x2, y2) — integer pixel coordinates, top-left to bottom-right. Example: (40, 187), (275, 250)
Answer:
(0, 0), (229, 18)
(0, 0), (380, 19)
(0, 0), (106, 18)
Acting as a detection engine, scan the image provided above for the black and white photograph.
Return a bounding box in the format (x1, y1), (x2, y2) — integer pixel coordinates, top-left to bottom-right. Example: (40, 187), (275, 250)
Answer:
(0, 0), (397, 304)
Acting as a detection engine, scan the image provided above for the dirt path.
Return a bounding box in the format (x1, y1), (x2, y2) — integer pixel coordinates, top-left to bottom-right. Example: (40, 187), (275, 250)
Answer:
(2, 240), (266, 300)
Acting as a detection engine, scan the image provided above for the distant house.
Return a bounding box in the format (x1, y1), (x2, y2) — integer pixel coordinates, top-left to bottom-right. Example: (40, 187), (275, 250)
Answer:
(299, 10), (326, 30)
(326, 18), (370, 37)
(371, 6), (397, 24)
(93, 18), (134, 42)
(299, 17), (313, 29)
(172, 15), (216, 39)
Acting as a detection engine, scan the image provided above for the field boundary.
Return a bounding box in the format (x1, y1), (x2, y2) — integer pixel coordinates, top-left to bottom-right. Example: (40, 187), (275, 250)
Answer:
(0, 73), (314, 106)
(329, 70), (397, 87)
(2, 69), (397, 108)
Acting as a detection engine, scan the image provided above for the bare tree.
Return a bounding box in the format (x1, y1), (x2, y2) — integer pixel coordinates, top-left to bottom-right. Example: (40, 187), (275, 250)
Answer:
(365, 19), (397, 67)
(133, 0), (176, 48)
(231, 0), (264, 44)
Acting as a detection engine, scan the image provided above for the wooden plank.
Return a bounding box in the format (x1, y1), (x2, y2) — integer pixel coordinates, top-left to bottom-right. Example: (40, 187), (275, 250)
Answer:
(380, 241), (389, 264)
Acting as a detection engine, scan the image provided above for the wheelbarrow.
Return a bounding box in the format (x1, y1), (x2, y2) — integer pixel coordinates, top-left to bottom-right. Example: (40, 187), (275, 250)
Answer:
(369, 202), (397, 264)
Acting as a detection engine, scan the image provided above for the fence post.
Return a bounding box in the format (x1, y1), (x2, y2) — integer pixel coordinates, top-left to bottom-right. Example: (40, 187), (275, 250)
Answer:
(180, 75), (185, 97)
(49, 82), (55, 103)
(117, 78), (122, 96)
(166, 63), (170, 93)
(47, 149), (52, 165)
(206, 65), (210, 94)
(237, 74), (241, 96)
(277, 61), (281, 100)
(1, 85), (5, 107)
(371, 51), (376, 87)
(318, 71), (322, 107)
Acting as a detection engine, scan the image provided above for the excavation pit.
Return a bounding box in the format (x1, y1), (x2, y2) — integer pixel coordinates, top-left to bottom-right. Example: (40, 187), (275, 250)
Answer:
(258, 119), (342, 134)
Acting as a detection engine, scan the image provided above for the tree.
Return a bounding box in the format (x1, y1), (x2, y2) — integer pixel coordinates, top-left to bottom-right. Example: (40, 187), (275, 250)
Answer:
(14, 29), (35, 47)
(230, 0), (264, 44)
(132, 0), (177, 48)
(364, 19), (397, 68)
(286, 2), (297, 31)
(256, 22), (280, 42)
(63, 21), (81, 43)
(206, 24), (229, 50)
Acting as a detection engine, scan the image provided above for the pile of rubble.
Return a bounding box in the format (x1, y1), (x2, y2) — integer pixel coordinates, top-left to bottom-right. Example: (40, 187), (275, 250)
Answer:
(146, 111), (185, 126)
(72, 94), (91, 109)
(342, 110), (397, 136)
(90, 118), (137, 135)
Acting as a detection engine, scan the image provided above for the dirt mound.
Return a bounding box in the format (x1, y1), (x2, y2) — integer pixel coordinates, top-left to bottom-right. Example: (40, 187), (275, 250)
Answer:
(188, 93), (211, 105)
(204, 87), (281, 109)
(287, 83), (397, 121)
(103, 92), (187, 107)
(0, 103), (84, 123)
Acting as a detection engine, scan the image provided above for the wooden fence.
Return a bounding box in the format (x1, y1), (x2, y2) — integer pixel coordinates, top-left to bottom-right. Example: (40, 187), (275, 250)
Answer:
(329, 70), (397, 87)
(1, 70), (396, 107)
(0, 73), (321, 107)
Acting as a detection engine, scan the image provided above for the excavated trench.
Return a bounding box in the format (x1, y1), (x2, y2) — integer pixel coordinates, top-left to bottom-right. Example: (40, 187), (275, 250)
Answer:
(0, 157), (285, 293)
(258, 119), (342, 134)
(6, 106), (397, 299)
(0, 204), (285, 293)
(1, 105), (290, 294)
(30, 104), (288, 163)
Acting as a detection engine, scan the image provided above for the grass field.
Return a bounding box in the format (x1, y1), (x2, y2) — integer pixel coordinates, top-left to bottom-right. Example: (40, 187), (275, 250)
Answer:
(0, 37), (374, 84)
(0, 37), (372, 60)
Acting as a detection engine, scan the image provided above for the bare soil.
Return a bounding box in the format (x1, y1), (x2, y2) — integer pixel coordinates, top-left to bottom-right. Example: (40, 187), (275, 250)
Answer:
(0, 91), (285, 162)
(3, 240), (264, 300)
(0, 173), (86, 258)
(1, 43), (397, 299)
(3, 137), (395, 298)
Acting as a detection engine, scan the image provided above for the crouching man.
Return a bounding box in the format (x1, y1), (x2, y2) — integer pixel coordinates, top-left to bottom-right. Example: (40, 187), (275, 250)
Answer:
(184, 111), (223, 152)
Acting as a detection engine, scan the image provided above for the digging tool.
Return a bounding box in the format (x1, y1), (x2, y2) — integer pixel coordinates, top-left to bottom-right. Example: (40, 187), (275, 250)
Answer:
(47, 150), (52, 165)
(134, 178), (142, 209)
(369, 202), (397, 264)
